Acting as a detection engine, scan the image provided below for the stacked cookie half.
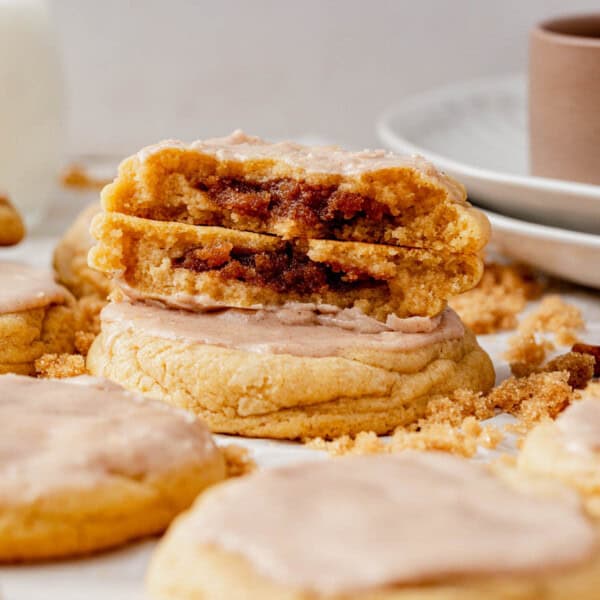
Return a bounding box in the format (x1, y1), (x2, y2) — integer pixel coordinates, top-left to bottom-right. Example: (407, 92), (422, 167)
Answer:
(87, 131), (494, 439)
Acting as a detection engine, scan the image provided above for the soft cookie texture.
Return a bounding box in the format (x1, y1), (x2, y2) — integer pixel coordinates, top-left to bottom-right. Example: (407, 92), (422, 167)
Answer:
(0, 375), (226, 562)
(87, 302), (494, 439)
(89, 212), (483, 320)
(0, 262), (76, 375)
(147, 453), (600, 600)
(53, 203), (112, 299)
(519, 396), (600, 518)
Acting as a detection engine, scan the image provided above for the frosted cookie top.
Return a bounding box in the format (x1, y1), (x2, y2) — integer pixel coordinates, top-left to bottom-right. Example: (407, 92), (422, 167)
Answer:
(557, 397), (600, 455)
(0, 375), (220, 505)
(0, 261), (73, 314)
(100, 301), (465, 358)
(140, 130), (465, 192)
(102, 131), (490, 254)
(180, 452), (596, 594)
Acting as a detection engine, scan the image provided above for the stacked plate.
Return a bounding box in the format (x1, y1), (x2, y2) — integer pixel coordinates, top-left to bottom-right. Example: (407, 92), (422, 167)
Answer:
(377, 75), (600, 289)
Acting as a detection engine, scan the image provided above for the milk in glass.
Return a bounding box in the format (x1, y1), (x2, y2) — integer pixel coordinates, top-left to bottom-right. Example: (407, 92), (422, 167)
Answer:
(0, 0), (64, 228)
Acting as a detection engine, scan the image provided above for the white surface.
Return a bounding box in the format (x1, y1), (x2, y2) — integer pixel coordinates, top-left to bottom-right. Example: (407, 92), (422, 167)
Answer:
(377, 75), (600, 234)
(487, 209), (600, 290)
(48, 0), (600, 153)
(0, 233), (599, 599)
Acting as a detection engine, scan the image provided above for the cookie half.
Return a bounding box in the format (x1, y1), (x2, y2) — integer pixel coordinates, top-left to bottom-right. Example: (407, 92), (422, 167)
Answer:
(102, 131), (490, 253)
(147, 453), (600, 600)
(89, 213), (483, 320)
(0, 261), (76, 374)
(0, 374), (225, 561)
(87, 301), (494, 439)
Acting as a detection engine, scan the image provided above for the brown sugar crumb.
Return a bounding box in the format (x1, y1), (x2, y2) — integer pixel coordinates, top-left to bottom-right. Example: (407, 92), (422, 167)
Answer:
(518, 295), (584, 346)
(309, 418), (504, 459)
(489, 371), (573, 426)
(449, 262), (543, 334)
(419, 388), (497, 426)
(572, 343), (600, 377)
(60, 163), (111, 190)
(506, 334), (554, 375)
(74, 330), (96, 355)
(390, 423), (479, 458)
(543, 352), (595, 389)
(308, 368), (577, 458)
(220, 445), (257, 478)
(73, 296), (104, 355)
(510, 350), (595, 389)
(35, 353), (86, 378)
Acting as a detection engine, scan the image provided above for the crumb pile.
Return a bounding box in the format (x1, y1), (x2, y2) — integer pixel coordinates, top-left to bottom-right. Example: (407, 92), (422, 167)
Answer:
(310, 289), (598, 458)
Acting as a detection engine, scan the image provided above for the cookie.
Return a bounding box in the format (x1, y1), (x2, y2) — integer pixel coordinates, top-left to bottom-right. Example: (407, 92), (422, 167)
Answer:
(519, 395), (600, 518)
(0, 196), (25, 246)
(147, 452), (600, 600)
(89, 212), (483, 319)
(0, 262), (76, 375)
(0, 374), (226, 561)
(102, 130), (490, 253)
(87, 301), (494, 439)
(53, 203), (112, 298)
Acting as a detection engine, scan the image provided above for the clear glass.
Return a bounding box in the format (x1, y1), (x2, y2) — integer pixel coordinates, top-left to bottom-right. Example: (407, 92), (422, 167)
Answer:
(0, 0), (64, 229)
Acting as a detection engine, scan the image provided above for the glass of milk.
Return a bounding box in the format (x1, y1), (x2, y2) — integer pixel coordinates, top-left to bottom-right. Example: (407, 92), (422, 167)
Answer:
(0, 0), (64, 229)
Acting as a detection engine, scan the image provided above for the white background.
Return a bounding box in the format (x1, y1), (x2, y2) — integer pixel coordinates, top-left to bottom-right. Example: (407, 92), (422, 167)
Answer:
(50, 0), (600, 154)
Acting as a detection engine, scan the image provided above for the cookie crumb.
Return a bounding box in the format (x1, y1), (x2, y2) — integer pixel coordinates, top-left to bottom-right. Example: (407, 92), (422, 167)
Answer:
(506, 334), (554, 375)
(0, 195), (25, 246)
(510, 350), (594, 389)
(449, 262), (543, 334)
(543, 352), (595, 389)
(35, 353), (86, 378)
(221, 445), (257, 478)
(489, 371), (573, 426)
(309, 417), (504, 459)
(75, 330), (97, 355)
(572, 343), (600, 377)
(73, 296), (104, 355)
(518, 295), (584, 346)
(60, 163), (111, 190)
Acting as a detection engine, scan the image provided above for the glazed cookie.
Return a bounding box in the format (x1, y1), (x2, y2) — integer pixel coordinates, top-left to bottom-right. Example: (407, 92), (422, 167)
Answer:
(102, 130), (490, 253)
(0, 261), (76, 375)
(0, 374), (226, 561)
(0, 196), (25, 246)
(53, 203), (112, 298)
(87, 301), (494, 439)
(147, 452), (600, 600)
(89, 212), (484, 319)
(519, 396), (600, 518)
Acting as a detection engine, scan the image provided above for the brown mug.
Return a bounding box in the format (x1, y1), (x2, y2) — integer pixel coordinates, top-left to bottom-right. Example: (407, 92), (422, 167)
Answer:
(529, 14), (600, 185)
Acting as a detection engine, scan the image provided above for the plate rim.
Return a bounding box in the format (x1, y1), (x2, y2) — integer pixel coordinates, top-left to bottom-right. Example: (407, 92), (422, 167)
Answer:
(483, 207), (600, 247)
(376, 73), (600, 200)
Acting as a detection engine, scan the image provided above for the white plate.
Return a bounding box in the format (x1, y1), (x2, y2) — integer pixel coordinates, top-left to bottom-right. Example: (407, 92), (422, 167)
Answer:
(485, 209), (600, 289)
(377, 75), (600, 235)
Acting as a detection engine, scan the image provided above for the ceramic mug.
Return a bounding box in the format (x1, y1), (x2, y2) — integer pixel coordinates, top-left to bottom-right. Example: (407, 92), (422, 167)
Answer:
(529, 14), (600, 186)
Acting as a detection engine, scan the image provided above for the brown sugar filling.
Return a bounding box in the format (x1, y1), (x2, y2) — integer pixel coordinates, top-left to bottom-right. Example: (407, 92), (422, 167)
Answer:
(172, 240), (384, 295)
(196, 177), (394, 230)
